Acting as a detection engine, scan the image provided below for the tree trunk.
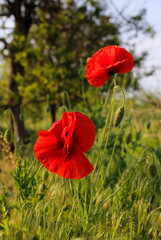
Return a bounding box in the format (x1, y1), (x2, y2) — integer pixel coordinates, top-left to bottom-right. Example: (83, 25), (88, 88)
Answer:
(9, 54), (25, 144)
(50, 103), (56, 123)
(6, 0), (36, 144)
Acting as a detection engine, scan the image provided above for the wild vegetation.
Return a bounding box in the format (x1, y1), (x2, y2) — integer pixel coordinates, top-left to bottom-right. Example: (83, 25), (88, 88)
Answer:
(0, 1), (160, 240)
(0, 81), (161, 239)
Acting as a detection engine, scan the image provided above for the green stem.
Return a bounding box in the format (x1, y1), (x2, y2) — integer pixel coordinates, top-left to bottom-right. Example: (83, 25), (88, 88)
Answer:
(113, 75), (117, 86)
(100, 86), (116, 161)
(92, 147), (155, 218)
(81, 77), (88, 110)
(58, 106), (68, 119)
(94, 122), (123, 197)
(101, 86), (126, 163)
(106, 122), (123, 175)
(63, 91), (72, 110)
(115, 86), (126, 106)
(125, 119), (133, 133)
(94, 79), (117, 183)
(93, 97), (113, 171)
(5, 109), (17, 162)
(4, 111), (10, 129)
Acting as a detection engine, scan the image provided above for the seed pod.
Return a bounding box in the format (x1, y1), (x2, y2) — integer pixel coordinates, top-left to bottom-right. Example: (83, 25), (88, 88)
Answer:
(43, 170), (49, 181)
(3, 129), (13, 144)
(149, 164), (157, 178)
(114, 106), (124, 127)
(126, 132), (132, 144)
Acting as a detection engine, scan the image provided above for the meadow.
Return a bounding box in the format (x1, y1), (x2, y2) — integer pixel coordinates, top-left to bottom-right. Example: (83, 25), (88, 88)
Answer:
(0, 83), (161, 240)
(0, 0), (160, 239)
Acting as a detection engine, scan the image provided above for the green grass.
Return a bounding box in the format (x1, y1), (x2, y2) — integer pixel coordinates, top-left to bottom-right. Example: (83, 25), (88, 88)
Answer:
(0, 91), (161, 240)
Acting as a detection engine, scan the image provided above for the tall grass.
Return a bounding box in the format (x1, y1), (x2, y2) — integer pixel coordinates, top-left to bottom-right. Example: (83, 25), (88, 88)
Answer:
(0, 83), (161, 240)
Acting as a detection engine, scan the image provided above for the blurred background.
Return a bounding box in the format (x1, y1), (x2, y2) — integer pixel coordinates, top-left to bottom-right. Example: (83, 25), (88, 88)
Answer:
(0, 0), (160, 145)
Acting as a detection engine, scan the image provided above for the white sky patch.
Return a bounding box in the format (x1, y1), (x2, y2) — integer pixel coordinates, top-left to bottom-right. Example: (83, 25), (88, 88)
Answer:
(107, 0), (161, 92)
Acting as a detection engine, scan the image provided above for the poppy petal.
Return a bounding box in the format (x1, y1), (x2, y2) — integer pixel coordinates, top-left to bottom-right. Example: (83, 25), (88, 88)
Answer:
(85, 45), (134, 87)
(71, 112), (95, 153)
(38, 154), (63, 173)
(34, 111), (96, 179)
(87, 69), (110, 87)
(48, 119), (62, 139)
(34, 130), (60, 160)
(54, 145), (94, 179)
(61, 112), (76, 143)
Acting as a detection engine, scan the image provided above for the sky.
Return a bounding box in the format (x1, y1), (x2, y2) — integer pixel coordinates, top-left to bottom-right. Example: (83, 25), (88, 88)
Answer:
(0, 0), (161, 92)
(107, 0), (161, 92)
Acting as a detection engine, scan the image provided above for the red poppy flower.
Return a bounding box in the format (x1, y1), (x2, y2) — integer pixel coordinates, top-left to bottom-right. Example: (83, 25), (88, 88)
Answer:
(85, 45), (134, 87)
(34, 112), (95, 179)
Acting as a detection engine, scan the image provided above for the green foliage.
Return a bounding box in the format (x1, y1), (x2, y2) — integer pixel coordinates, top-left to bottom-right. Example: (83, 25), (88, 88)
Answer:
(0, 88), (161, 239)
(13, 0), (120, 111)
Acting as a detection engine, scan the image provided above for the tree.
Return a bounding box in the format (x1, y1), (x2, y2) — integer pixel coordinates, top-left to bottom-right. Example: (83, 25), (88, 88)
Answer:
(14, 0), (120, 122)
(0, 0), (37, 143)
(0, 0), (154, 142)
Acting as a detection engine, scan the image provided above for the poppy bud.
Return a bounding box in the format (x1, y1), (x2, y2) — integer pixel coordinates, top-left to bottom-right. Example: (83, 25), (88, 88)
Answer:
(43, 171), (49, 181)
(114, 106), (124, 127)
(147, 122), (151, 129)
(126, 132), (132, 144)
(3, 129), (13, 144)
(149, 164), (157, 178)
(157, 215), (161, 228)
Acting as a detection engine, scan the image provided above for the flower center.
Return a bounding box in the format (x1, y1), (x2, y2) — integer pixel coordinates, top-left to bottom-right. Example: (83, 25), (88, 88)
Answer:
(109, 71), (114, 76)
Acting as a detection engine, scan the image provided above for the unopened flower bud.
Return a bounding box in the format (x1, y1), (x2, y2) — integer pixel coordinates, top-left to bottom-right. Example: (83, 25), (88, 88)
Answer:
(147, 122), (151, 129)
(3, 129), (13, 144)
(149, 164), (157, 178)
(157, 215), (161, 228)
(126, 132), (132, 144)
(114, 106), (124, 127)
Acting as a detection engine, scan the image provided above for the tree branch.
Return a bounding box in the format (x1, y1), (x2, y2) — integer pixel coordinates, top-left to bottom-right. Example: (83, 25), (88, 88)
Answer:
(0, 38), (9, 48)
(0, 12), (10, 17)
